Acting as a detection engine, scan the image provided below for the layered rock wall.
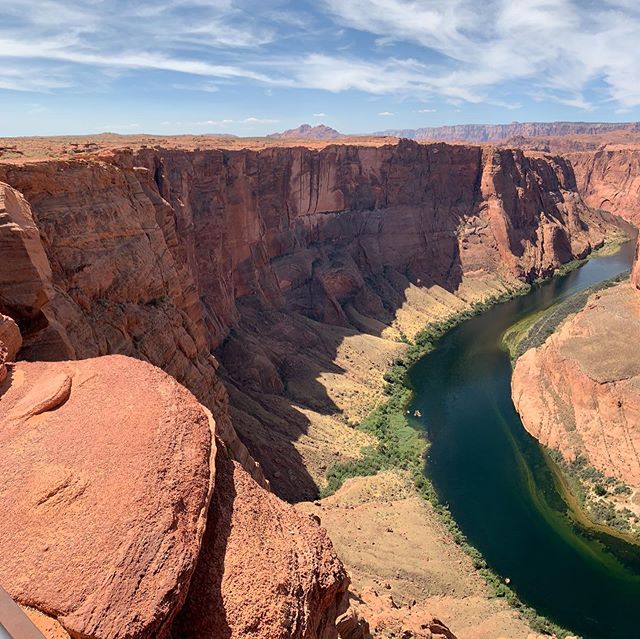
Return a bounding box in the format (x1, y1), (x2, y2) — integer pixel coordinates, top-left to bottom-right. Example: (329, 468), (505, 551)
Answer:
(0, 141), (609, 499)
(569, 148), (640, 227)
(0, 140), (613, 639)
(512, 280), (640, 487)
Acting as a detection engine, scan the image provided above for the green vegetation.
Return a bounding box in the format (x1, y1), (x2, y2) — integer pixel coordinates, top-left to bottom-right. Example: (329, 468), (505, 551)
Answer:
(501, 270), (629, 360)
(546, 450), (640, 540)
(321, 283), (572, 638)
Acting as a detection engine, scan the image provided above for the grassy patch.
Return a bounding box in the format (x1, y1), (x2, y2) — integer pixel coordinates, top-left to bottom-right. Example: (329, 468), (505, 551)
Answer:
(501, 271), (629, 361)
(546, 450), (639, 540)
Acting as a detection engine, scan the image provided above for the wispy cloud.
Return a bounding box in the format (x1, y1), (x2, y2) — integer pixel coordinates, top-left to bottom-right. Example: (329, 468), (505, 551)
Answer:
(323, 0), (640, 108)
(378, 111), (394, 116)
(195, 117), (279, 126)
(1, 0), (640, 111)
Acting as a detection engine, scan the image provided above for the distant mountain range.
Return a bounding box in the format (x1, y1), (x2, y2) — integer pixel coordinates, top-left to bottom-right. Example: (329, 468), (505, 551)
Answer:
(373, 121), (640, 142)
(267, 121), (640, 143)
(267, 123), (343, 140)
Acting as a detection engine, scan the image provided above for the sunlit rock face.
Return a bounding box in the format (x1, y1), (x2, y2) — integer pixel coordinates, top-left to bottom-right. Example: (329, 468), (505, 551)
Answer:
(513, 281), (640, 488)
(569, 147), (640, 228)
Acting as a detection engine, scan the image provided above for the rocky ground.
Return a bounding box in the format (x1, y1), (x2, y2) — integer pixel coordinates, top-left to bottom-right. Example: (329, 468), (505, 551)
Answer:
(299, 471), (539, 639)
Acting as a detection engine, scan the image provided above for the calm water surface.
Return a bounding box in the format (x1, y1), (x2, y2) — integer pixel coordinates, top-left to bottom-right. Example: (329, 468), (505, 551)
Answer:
(408, 241), (638, 639)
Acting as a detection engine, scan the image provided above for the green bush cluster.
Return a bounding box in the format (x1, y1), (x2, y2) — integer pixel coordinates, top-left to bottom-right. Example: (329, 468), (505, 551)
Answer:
(547, 450), (639, 539)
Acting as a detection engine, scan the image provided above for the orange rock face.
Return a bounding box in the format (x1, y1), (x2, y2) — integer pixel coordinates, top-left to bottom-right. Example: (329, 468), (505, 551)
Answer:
(512, 282), (640, 487)
(0, 313), (21, 361)
(632, 235), (640, 290)
(0, 355), (214, 639)
(569, 148), (640, 227)
(0, 353), (349, 639)
(173, 445), (349, 639)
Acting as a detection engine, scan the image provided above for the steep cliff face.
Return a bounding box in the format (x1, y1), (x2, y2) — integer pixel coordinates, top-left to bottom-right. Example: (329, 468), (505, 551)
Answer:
(512, 280), (640, 487)
(0, 141), (609, 500)
(633, 236), (640, 289)
(0, 140), (613, 639)
(569, 148), (640, 227)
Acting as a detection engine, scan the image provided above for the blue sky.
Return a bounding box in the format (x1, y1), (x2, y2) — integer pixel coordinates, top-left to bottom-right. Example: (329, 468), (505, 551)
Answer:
(2, 0), (640, 136)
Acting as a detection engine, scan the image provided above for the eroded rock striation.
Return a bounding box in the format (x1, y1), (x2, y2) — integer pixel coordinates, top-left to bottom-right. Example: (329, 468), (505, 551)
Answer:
(512, 280), (640, 487)
(0, 141), (610, 500)
(569, 148), (640, 227)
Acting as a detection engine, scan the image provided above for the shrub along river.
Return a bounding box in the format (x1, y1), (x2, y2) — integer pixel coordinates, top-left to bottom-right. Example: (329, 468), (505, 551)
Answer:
(408, 240), (638, 639)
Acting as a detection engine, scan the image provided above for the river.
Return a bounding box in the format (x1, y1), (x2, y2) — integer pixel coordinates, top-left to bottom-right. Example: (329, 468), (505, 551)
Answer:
(408, 240), (638, 639)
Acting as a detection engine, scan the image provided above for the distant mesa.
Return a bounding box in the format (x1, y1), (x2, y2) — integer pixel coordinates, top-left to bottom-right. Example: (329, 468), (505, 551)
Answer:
(375, 121), (640, 143)
(268, 123), (343, 140)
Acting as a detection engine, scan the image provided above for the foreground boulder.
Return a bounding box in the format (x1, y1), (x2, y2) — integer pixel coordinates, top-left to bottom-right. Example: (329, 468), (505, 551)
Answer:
(173, 445), (349, 639)
(0, 352), (350, 639)
(0, 354), (215, 639)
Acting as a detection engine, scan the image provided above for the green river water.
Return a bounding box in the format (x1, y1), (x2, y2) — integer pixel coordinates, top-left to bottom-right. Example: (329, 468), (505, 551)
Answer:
(408, 240), (639, 639)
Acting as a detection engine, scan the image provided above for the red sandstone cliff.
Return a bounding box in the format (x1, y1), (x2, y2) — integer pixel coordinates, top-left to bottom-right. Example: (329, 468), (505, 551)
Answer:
(0, 141), (611, 500)
(633, 236), (640, 289)
(0, 140), (613, 639)
(512, 277), (640, 488)
(569, 148), (640, 227)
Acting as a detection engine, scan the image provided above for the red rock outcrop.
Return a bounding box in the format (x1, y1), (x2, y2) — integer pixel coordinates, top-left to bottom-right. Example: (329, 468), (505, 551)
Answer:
(173, 444), (349, 639)
(512, 282), (640, 487)
(0, 177), (265, 488)
(0, 352), (349, 639)
(0, 142), (611, 499)
(569, 148), (640, 227)
(0, 354), (214, 639)
(0, 313), (21, 361)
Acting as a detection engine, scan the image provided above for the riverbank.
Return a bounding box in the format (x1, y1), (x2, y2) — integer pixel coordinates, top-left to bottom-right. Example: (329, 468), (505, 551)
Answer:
(319, 283), (575, 637)
(509, 275), (640, 547)
(317, 235), (639, 639)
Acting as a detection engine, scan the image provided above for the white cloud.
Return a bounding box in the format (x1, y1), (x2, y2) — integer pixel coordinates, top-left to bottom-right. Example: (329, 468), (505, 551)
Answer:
(313, 112), (327, 117)
(195, 117), (279, 126)
(417, 108), (436, 113)
(1, 0), (640, 110)
(323, 0), (640, 108)
(378, 111), (394, 116)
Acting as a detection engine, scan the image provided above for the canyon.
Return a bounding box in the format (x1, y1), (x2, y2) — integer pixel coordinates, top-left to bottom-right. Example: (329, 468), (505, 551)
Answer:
(0, 136), (626, 638)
